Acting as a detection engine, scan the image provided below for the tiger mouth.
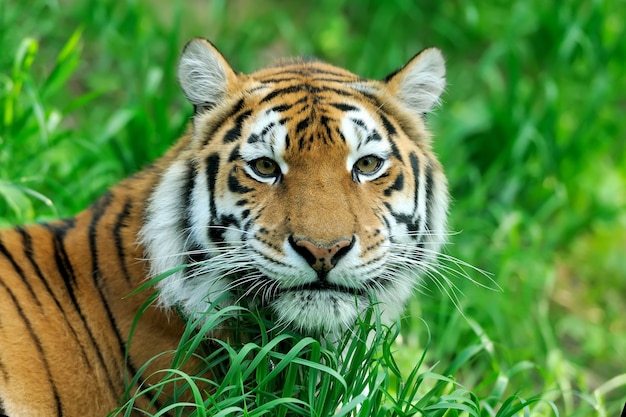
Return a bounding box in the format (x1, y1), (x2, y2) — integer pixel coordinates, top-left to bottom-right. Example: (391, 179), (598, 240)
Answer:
(225, 273), (371, 298)
(280, 281), (367, 296)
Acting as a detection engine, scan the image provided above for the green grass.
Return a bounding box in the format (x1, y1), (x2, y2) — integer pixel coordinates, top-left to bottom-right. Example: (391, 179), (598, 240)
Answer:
(2, 0), (625, 415)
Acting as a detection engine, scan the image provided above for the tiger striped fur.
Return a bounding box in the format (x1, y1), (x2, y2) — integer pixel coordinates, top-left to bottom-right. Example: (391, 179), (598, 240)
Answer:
(0, 38), (448, 416)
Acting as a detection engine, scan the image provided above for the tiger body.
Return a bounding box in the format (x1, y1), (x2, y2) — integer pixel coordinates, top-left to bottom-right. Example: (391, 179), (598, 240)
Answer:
(0, 39), (448, 416)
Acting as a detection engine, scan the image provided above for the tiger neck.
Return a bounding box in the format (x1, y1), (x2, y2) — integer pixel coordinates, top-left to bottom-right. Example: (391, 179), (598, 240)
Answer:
(53, 132), (201, 385)
(74, 131), (194, 292)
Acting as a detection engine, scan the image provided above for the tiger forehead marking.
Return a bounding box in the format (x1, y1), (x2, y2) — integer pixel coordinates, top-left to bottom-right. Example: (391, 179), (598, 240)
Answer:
(143, 38), (448, 334)
(241, 103), (391, 173)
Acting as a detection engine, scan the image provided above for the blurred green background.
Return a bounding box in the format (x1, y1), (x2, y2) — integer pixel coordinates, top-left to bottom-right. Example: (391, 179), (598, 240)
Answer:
(1, 0), (624, 415)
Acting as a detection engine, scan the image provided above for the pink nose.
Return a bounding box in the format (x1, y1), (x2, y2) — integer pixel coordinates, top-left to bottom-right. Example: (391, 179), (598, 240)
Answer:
(289, 237), (354, 273)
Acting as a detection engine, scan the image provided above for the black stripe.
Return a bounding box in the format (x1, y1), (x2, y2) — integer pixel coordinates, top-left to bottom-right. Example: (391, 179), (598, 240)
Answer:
(331, 90), (401, 146)
(183, 160), (202, 276)
(247, 133), (261, 144)
(334, 126), (346, 143)
(181, 161), (196, 241)
(269, 103), (293, 113)
(355, 88), (384, 107)
(384, 173), (404, 197)
(371, 172), (391, 185)
(409, 152), (421, 220)
(0, 279), (63, 416)
(424, 162), (434, 232)
(202, 98), (245, 146)
(18, 227), (91, 365)
(242, 218), (253, 232)
(379, 113), (397, 136)
(228, 173), (254, 194)
(380, 214), (392, 237)
(260, 122), (276, 137)
(112, 200), (134, 285)
(330, 103), (358, 112)
(387, 133), (403, 164)
(295, 118), (310, 134)
(311, 77), (360, 84)
(320, 116), (334, 144)
(228, 144), (240, 162)
(384, 202), (419, 235)
(18, 227), (53, 301)
(44, 222), (79, 302)
(208, 214), (241, 248)
(206, 153), (221, 222)
(0, 238), (41, 308)
(295, 103), (312, 117)
(351, 118), (366, 129)
(223, 109), (253, 143)
(208, 227), (226, 246)
(365, 130), (382, 144)
(284, 133), (291, 149)
(259, 76), (299, 83)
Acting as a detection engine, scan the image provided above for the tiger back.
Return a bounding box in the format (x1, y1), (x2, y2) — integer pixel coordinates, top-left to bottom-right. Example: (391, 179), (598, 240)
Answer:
(0, 38), (447, 416)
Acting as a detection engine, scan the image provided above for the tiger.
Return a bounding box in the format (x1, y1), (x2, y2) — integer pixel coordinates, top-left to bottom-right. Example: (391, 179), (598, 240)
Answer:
(0, 38), (448, 416)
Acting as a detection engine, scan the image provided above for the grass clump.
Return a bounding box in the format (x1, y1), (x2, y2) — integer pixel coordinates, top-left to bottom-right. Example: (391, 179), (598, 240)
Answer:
(112, 295), (556, 416)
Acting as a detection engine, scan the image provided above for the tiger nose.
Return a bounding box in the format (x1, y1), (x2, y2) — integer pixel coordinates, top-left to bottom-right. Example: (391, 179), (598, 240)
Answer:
(288, 236), (355, 273)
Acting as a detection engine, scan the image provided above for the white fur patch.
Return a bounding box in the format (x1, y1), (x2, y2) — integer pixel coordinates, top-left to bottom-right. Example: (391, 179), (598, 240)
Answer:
(140, 161), (192, 308)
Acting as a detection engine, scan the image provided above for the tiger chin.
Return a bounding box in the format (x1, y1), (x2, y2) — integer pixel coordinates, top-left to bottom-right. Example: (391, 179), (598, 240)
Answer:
(0, 38), (448, 416)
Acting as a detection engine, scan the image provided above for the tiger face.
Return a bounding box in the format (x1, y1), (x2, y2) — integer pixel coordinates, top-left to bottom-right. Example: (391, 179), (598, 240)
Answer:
(141, 39), (448, 334)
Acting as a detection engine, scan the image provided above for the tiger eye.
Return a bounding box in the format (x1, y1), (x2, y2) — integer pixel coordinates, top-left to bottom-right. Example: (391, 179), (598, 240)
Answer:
(253, 158), (279, 176)
(354, 155), (382, 174)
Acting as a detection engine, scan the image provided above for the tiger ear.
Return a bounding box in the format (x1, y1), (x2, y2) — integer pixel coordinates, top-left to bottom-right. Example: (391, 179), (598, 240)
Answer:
(383, 48), (446, 114)
(177, 38), (237, 111)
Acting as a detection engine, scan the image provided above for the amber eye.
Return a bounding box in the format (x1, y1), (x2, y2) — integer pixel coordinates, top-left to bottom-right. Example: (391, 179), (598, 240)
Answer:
(250, 157), (280, 177)
(354, 155), (383, 175)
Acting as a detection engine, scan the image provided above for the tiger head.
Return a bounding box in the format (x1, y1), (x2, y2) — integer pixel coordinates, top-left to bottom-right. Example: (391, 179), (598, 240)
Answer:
(141, 38), (448, 335)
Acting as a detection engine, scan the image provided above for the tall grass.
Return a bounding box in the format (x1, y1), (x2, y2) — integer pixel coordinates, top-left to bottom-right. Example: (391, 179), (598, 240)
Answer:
(112, 291), (556, 416)
(1, 0), (625, 415)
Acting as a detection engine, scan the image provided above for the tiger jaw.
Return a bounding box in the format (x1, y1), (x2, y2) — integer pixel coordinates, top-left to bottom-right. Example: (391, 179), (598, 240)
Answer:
(270, 289), (370, 334)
